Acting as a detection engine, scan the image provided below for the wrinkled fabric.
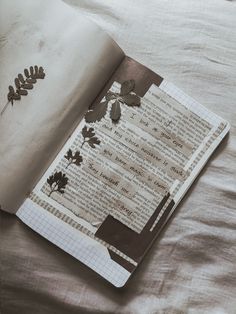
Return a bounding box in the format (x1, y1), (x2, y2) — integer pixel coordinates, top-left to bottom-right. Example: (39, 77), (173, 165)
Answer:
(0, 0), (236, 313)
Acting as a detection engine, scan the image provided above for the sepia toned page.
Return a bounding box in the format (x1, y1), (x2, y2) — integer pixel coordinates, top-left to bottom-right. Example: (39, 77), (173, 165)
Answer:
(16, 57), (230, 287)
(0, 0), (124, 213)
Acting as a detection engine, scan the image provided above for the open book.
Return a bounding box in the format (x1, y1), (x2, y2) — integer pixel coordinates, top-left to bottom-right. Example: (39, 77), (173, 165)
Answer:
(0, 0), (230, 287)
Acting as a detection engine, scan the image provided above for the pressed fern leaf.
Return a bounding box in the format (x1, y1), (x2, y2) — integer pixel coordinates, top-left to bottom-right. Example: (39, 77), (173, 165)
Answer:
(1, 65), (45, 115)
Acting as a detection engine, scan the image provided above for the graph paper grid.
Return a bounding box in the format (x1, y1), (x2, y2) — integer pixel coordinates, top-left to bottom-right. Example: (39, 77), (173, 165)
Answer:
(159, 80), (227, 127)
(17, 199), (131, 287)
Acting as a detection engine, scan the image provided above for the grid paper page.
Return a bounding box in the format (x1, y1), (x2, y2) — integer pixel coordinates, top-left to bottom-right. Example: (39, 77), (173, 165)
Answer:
(159, 80), (226, 127)
(17, 199), (131, 288)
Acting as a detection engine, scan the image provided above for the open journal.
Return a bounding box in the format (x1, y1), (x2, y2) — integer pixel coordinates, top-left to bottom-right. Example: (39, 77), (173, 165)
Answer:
(0, 0), (230, 287)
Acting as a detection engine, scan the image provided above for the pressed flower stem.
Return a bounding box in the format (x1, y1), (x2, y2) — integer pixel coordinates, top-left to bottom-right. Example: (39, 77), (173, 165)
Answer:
(65, 161), (72, 169)
(81, 140), (87, 148)
(1, 101), (10, 116)
(48, 182), (58, 197)
(48, 189), (55, 197)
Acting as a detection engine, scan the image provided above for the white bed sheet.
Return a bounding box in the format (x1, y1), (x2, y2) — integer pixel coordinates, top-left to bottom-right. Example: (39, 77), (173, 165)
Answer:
(0, 0), (235, 313)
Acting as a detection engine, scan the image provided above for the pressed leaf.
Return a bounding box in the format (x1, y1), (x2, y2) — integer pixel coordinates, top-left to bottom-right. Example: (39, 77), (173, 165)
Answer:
(47, 171), (68, 196)
(38, 66), (45, 78)
(122, 94), (140, 106)
(85, 101), (108, 123)
(7, 86), (15, 104)
(18, 89), (28, 95)
(9, 86), (14, 93)
(64, 149), (83, 168)
(82, 126), (95, 139)
(34, 65), (38, 74)
(15, 78), (21, 89)
(120, 80), (135, 96)
(18, 74), (25, 84)
(88, 136), (100, 148)
(94, 79), (141, 123)
(64, 149), (73, 160)
(7, 85), (20, 105)
(81, 126), (101, 149)
(26, 78), (36, 84)
(12, 93), (20, 100)
(22, 83), (33, 90)
(38, 72), (45, 79)
(73, 151), (83, 166)
(105, 91), (117, 101)
(2, 65), (46, 114)
(30, 66), (34, 77)
(24, 69), (30, 78)
(110, 100), (121, 122)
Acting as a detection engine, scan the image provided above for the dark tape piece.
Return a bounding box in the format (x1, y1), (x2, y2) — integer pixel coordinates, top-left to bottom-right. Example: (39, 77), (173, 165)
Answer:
(95, 193), (175, 265)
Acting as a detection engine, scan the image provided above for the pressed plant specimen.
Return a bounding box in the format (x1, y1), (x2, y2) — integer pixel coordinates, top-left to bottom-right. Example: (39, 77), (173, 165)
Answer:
(85, 80), (140, 123)
(1, 65), (45, 115)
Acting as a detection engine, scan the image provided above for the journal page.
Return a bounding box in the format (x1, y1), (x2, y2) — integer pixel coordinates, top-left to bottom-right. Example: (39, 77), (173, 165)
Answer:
(0, 0), (124, 213)
(16, 57), (230, 287)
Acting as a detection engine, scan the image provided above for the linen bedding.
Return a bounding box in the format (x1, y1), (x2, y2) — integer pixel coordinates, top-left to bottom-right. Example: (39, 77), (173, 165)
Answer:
(0, 0), (235, 313)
